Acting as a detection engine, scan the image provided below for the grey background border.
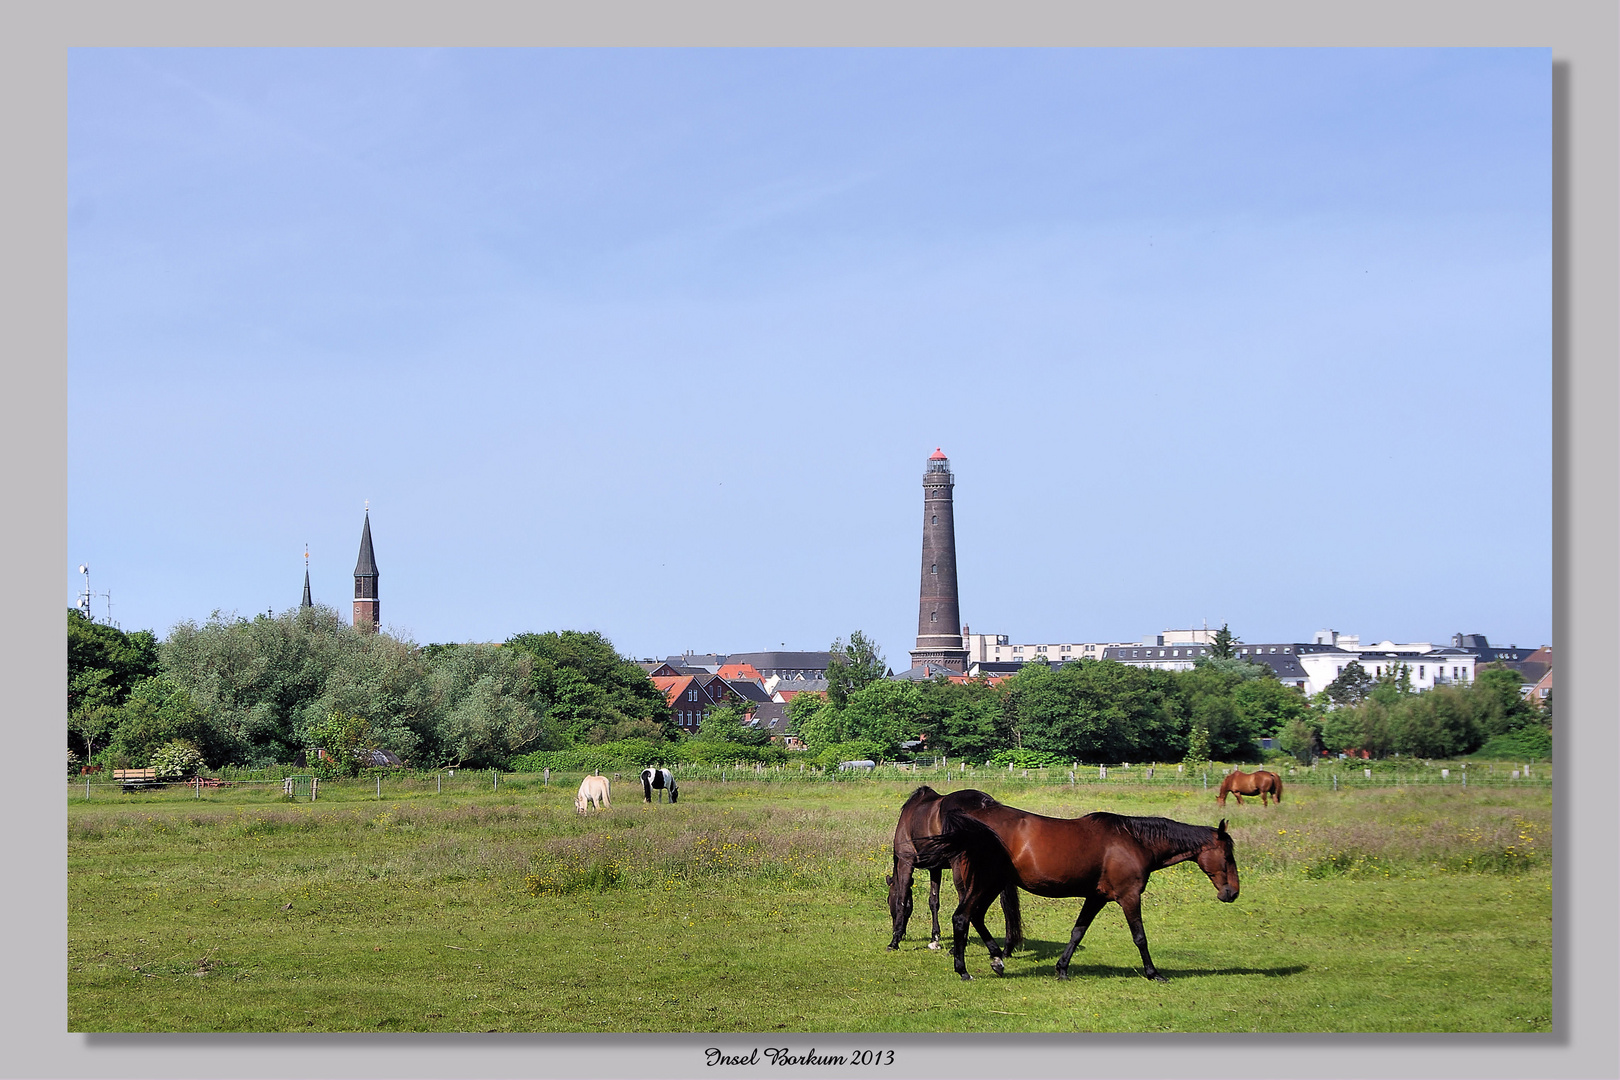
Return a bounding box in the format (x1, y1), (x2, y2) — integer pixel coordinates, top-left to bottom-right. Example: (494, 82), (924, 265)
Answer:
(6, 2), (1614, 1078)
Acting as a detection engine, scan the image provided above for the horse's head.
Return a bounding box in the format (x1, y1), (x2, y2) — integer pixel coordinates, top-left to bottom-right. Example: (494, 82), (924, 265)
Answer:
(1195, 819), (1240, 903)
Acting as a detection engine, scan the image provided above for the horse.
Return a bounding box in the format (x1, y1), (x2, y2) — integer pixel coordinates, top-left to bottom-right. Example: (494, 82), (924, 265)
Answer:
(886, 786), (1022, 953)
(640, 767), (678, 804)
(915, 791), (1239, 982)
(575, 773), (610, 813)
(1217, 769), (1283, 806)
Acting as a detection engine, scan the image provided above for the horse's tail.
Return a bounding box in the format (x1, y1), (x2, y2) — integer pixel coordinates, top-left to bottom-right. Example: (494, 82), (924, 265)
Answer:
(912, 804), (1014, 881)
(1273, 774), (1283, 803)
(999, 882), (1023, 953)
(668, 774), (678, 803)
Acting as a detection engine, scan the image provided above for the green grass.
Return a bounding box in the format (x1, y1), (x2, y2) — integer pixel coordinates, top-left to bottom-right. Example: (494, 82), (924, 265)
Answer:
(67, 777), (1551, 1032)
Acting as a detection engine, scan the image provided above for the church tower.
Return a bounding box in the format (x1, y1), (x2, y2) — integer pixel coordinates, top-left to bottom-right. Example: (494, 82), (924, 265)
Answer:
(910, 448), (968, 671)
(353, 505), (379, 631)
(300, 545), (313, 609)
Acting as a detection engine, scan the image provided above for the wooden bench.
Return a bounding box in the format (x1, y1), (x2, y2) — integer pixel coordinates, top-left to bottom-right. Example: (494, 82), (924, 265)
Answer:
(112, 768), (158, 791)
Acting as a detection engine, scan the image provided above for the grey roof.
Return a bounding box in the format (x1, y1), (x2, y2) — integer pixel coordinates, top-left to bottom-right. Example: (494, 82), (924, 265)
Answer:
(354, 512), (378, 577)
(774, 677), (829, 693)
(727, 680), (773, 703)
(726, 651), (833, 673)
(893, 662), (965, 681)
(665, 653), (727, 668)
(749, 701), (791, 735)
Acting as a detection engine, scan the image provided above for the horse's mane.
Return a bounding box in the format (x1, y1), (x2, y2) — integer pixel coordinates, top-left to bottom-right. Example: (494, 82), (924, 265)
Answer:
(1086, 812), (1219, 856)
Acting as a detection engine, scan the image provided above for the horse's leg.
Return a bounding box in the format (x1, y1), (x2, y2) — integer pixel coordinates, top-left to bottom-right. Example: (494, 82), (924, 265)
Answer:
(928, 868), (942, 949)
(1054, 895), (1108, 979)
(886, 855), (915, 950)
(946, 864), (995, 981)
(969, 904), (1006, 976)
(1118, 888), (1167, 982)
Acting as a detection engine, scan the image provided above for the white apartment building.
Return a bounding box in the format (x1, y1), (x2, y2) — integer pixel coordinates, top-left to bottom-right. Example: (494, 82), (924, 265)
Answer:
(963, 625), (1479, 696)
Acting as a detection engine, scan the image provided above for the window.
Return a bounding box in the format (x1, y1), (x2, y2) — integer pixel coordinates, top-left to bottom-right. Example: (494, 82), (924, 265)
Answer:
(1419, 665), (1425, 678)
(931, 514), (937, 525)
(930, 564), (937, 575)
(930, 612), (937, 623)
(688, 688), (698, 701)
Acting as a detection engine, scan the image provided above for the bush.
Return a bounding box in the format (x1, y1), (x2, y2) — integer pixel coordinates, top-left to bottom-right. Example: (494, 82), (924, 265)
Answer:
(149, 739), (205, 780)
(67, 749), (81, 776)
(808, 739), (888, 771)
(986, 747), (1071, 770)
(1471, 725), (1552, 762)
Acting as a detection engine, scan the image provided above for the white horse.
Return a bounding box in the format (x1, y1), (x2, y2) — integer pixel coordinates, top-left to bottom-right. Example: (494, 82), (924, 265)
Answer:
(576, 773), (610, 813)
(640, 767), (678, 804)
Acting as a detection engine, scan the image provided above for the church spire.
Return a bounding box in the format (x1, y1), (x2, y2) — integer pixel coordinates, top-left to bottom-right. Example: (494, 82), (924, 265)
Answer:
(300, 545), (313, 609)
(353, 504), (380, 631)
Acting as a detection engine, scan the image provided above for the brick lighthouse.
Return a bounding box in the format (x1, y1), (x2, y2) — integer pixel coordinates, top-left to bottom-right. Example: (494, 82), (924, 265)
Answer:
(352, 503), (379, 631)
(910, 448), (969, 671)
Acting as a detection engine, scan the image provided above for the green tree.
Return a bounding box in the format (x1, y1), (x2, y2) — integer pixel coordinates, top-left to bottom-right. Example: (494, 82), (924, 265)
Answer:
(304, 710), (374, 778)
(1389, 684), (1479, 758)
(1324, 660), (1375, 707)
(840, 679), (923, 755)
(693, 702), (769, 746)
(1278, 715), (1322, 763)
(68, 609), (159, 707)
(504, 630), (674, 744)
(427, 643), (559, 768)
(106, 675), (220, 768)
(1182, 720), (1211, 768)
(1473, 665), (1536, 738)
(1010, 659), (1182, 764)
(1210, 624), (1240, 660)
(1232, 676), (1313, 738)
(914, 675), (1009, 762)
(787, 694), (842, 753)
(824, 631), (888, 710)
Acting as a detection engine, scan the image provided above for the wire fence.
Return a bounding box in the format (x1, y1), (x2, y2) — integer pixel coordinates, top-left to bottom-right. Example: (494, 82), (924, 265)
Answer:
(67, 756), (1552, 803)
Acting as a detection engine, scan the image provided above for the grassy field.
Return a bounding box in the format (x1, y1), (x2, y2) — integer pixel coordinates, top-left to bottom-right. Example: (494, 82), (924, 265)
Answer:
(67, 772), (1551, 1033)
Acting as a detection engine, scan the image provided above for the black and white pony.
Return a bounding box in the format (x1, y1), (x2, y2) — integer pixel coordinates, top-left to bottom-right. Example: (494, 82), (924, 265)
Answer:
(640, 767), (678, 804)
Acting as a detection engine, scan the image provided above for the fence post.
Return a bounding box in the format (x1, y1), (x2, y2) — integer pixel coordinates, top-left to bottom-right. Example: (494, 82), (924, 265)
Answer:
(1332, 773), (1337, 791)
(377, 776), (382, 799)
(1069, 771), (1075, 786)
(544, 768), (549, 787)
(86, 777), (91, 801)
(438, 773), (442, 794)
(311, 776), (319, 802)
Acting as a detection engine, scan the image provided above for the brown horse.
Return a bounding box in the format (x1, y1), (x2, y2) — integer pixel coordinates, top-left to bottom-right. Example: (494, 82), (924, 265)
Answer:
(915, 791), (1239, 981)
(1217, 769), (1283, 806)
(887, 786), (1022, 955)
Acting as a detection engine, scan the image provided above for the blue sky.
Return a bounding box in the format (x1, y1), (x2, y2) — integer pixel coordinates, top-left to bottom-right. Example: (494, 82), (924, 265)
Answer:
(68, 48), (1551, 661)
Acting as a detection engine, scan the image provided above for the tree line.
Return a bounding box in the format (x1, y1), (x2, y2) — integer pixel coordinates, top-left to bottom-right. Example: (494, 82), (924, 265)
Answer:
(67, 610), (1551, 777)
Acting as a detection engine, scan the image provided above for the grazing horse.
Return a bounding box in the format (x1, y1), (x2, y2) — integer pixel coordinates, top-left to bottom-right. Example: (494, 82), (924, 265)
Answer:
(887, 786), (1022, 953)
(575, 774), (610, 813)
(640, 767), (678, 804)
(915, 792), (1239, 982)
(1217, 769), (1283, 806)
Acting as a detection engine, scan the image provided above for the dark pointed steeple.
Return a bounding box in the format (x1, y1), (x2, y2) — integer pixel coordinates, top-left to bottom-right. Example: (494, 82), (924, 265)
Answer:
(301, 545), (313, 609)
(353, 503), (380, 631)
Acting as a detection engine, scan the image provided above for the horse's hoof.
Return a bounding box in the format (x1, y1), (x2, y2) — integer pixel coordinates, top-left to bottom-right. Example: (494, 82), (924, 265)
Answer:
(1055, 969), (1069, 981)
(959, 973), (973, 981)
(928, 941), (941, 950)
(1149, 973), (1168, 983)
(991, 959), (1005, 976)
